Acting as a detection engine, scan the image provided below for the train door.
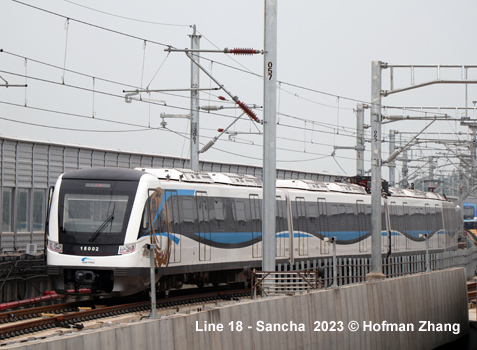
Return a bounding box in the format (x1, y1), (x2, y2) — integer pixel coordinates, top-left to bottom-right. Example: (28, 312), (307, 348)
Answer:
(146, 189), (181, 264)
(196, 191), (211, 261)
(295, 197), (308, 256)
(250, 194), (262, 258)
(444, 204), (451, 247)
(284, 192), (295, 264)
(318, 198), (329, 254)
(357, 200), (367, 252)
(403, 202), (411, 250)
(164, 190), (181, 263)
(276, 195), (287, 257)
(432, 204), (440, 248)
(425, 204), (433, 248)
(437, 205), (444, 248)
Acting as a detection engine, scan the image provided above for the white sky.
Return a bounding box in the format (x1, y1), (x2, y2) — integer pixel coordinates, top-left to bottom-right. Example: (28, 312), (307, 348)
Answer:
(2, 0), (477, 181)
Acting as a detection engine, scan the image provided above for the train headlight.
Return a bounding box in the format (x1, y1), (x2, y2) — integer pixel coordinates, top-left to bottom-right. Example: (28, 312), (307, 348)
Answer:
(118, 244), (136, 255)
(48, 241), (63, 253)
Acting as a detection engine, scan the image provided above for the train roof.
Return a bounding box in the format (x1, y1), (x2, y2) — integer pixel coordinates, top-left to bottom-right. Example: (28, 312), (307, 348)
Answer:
(139, 168), (366, 194)
(62, 167), (145, 181)
(136, 168), (263, 187)
(275, 179), (329, 192)
(275, 179), (367, 194)
(388, 187), (446, 201)
(99, 167), (447, 200)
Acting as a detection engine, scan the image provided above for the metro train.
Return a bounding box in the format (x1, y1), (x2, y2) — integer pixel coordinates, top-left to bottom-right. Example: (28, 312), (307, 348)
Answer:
(46, 167), (461, 297)
(463, 202), (477, 230)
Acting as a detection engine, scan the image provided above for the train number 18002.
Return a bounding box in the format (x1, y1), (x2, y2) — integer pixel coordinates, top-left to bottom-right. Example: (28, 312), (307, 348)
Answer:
(80, 246), (99, 252)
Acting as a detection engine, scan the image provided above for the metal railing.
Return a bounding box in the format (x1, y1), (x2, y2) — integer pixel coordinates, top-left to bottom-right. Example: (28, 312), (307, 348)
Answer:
(251, 245), (477, 297)
(251, 270), (320, 297)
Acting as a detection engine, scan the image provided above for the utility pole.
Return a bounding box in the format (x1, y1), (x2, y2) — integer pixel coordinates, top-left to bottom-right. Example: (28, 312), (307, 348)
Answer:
(428, 156), (435, 179)
(190, 26), (201, 171)
(368, 61), (385, 281)
(356, 104), (366, 176)
(389, 130), (398, 187)
(401, 146), (409, 188)
(332, 103), (367, 176)
(262, 0), (277, 273)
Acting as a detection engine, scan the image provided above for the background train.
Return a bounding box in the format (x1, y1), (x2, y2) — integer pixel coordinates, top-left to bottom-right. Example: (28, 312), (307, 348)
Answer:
(46, 167), (461, 296)
(464, 202), (477, 230)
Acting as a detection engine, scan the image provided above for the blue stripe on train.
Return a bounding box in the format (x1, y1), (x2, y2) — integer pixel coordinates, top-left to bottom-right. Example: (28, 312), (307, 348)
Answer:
(193, 232), (314, 244)
(153, 229), (449, 246)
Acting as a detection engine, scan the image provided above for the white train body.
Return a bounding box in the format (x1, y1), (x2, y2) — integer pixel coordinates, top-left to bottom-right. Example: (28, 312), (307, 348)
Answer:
(46, 167), (461, 296)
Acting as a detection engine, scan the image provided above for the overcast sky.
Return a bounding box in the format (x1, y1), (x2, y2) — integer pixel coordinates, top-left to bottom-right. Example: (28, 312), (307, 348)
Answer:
(2, 0), (477, 180)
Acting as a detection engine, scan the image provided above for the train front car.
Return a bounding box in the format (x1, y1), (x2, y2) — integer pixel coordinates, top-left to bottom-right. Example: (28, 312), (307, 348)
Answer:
(47, 168), (155, 296)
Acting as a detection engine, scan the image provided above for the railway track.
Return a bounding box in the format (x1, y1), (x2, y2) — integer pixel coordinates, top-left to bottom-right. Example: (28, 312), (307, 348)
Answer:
(0, 288), (250, 344)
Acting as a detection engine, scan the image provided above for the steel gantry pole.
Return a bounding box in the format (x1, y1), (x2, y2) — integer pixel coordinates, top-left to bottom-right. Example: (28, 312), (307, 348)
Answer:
(262, 0), (277, 273)
(190, 26), (201, 171)
(368, 61), (385, 281)
(356, 104), (366, 176)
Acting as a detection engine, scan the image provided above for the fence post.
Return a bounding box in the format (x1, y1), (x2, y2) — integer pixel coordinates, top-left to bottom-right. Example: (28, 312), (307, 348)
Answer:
(325, 237), (338, 288)
(147, 243), (158, 319)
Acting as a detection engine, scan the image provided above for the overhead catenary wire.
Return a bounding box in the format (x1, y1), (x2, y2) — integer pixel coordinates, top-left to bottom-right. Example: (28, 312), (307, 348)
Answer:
(0, 66), (454, 170)
(1, 92), (366, 167)
(12, 0), (173, 48)
(5, 2), (465, 176)
(7, 4), (455, 124)
(0, 64), (459, 168)
(0, 51), (252, 119)
(11, 0), (458, 119)
(64, 0), (191, 27)
(0, 97), (362, 157)
(169, 124), (360, 165)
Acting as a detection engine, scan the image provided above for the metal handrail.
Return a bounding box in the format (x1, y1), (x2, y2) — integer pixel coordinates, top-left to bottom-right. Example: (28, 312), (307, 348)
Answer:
(251, 270), (320, 298)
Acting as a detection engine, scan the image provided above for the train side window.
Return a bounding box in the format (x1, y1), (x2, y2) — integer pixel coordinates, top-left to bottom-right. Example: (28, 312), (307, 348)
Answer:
(338, 205), (346, 232)
(366, 206), (372, 215)
(167, 192), (181, 230)
(330, 204), (338, 230)
(214, 199), (225, 231)
(181, 197), (195, 233)
(346, 204), (354, 228)
(339, 205), (346, 215)
(197, 194), (209, 225)
(233, 199), (247, 229)
(307, 202), (317, 226)
(330, 205), (338, 216)
(295, 198), (307, 231)
(182, 198), (194, 223)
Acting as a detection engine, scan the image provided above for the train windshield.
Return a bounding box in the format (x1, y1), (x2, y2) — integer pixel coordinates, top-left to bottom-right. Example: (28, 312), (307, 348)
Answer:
(463, 206), (475, 220)
(62, 193), (127, 234)
(58, 179), (138, 245)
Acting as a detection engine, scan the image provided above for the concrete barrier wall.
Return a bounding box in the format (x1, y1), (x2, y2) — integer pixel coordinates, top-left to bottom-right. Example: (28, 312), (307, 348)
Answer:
(8, 268), (469, 350)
